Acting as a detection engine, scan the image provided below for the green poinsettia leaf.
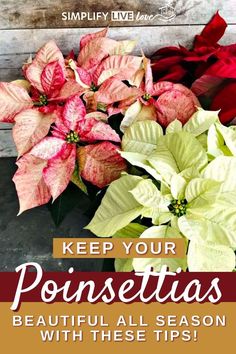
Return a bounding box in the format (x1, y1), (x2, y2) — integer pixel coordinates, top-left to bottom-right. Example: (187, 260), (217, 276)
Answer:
(115, 258), (134, 272)
(207, 124), (232, 158)
(130, 179), (161, 207)
(71, 163), (88, 194)
(85, 175), (144, 237)
(187, 240), (235, 272)
(215, 123), (236, 156)
(148, 132), (208, 185)
(185, 178), (221, 207)
(114, 223), (147, 272)
(166, 119), (182, 134)
(170, 174), (187, 200)
(122, 120), (163, 154)
(130, 179), (171, 224)
(183, 108), (219, 137)
(179, 166), (200, 181)
(197, 133), (208, 150)
(113, 223), (147, 238)
(132, 225), (187, 272)
(178, 205), (236, 248)
(119, 151), (161, 181)
(202, 156), (236, 205)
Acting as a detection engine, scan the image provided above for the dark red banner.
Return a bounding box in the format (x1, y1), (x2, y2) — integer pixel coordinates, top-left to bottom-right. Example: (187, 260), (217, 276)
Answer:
(1, 270), (236, 303)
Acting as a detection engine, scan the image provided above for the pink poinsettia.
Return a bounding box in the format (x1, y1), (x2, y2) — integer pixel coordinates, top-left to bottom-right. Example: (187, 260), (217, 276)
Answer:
(154, 82), (200, 127)
(0, 82), (33, 123)
(0, 41), (80, 156)
(25, 40), (66, 94)
(119, 58), (200, 130)
(13, 94), (126, 213)
(65, 28), (142, 112)
(140, 59), (200, 127)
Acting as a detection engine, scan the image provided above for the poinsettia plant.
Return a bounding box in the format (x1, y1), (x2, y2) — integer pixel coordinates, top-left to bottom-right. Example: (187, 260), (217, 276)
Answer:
(0, 27), (200, 222)
(1, 12), (236, 272)
(86, 109), (236, 272)
(151, 11), (236, 125)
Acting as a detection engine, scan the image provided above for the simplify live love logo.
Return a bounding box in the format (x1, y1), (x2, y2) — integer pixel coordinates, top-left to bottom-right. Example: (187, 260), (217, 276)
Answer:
(61, 5), (176, 23)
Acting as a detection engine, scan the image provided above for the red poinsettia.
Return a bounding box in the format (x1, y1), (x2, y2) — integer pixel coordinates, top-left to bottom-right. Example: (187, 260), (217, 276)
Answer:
(13, 94), (126, 213)
(151, 12), (227, 83)
(151, 12), (236, 124)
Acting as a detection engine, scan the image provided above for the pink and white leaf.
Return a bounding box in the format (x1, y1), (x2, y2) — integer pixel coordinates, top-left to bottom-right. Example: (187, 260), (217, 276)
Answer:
(78, 142), (127, 188)
(151, 81), (175, 96)
(95, 78), (141, 104)
(30, 137), (67, 160)
(128, 68), (144, 88)
(58, 80), (85, 100)
(63, 93), (86, 131)
(75, 67), (92, 87)
(155, 84), (200, 127)
(43, 144), (76, 201)
(13, 109), (55, 157)
(107, 106), (123, 117)
(78, 38), (119, 71)
(80, 28), (108, 49)
(85, 111), (108, 122)
(94, 55), (143, 85)
(143, 57), (153, 93)
(12, 154), (51, 214)
(41, 60), (66, 96)
(67, 59), (91, 88)
(0, 82), (33, 123)
(110, 40), (137, 55)
(78, 118), (120, 143)
(26, 40), (65, 92)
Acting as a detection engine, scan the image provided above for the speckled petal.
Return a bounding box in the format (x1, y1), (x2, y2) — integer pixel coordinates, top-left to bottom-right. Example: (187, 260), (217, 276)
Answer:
(30, 137), (66, 160)
(78, 142), (127, 188)
(62, 93), (86, 131)
(0, 82), (33, 123)
(13, 109), (55, 157)
(43, 144), (76, 201)
(12, 154), (51, 214)
(78, 118), (120, 143)
(26, 40), (65, 92)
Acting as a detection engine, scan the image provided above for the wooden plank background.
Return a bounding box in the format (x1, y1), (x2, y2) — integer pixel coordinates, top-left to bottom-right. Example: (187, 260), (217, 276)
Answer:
(0, 0), (235, 157)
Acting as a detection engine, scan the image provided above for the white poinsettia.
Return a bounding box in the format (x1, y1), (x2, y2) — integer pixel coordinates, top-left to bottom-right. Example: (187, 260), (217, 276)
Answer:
(86, 109), (236, 272)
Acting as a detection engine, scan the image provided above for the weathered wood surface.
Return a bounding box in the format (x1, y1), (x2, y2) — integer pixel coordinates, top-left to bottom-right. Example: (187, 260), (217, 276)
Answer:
(0, 0), (235, 28)
(1, 24), (236, 79)
(0, 130), (16, 157)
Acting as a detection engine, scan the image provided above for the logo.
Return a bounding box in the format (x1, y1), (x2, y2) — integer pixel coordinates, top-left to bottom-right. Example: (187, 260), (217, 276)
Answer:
(111, 11), (134, 21)
(158, 4), (176, 21)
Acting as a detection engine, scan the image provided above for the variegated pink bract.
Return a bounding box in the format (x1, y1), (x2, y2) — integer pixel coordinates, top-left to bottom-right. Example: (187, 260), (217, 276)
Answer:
(0, 82), (33, 123)
(19, 94), (125, 209)
(66, 29), (142, 113)
(154, 82), (200, 127)
(78, 142), (127, 189)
